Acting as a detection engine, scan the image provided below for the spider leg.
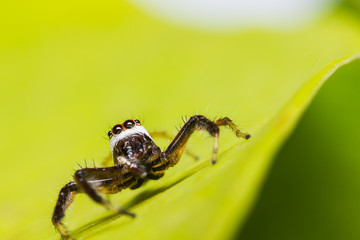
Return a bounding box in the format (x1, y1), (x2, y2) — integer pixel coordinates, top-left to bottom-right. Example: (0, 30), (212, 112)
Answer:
(149, 131), (200, 161)
(52, 182), (79, 240)
(161, 115), (250, 166)
(99, 154), (115, 204)
(52, 166), (136, 239)
(215, 117), (251, 139)
(73, 167), (136, 216)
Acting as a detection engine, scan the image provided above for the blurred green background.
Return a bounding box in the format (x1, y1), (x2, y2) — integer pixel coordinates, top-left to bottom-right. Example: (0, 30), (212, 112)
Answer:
(1, 1), (360, 239)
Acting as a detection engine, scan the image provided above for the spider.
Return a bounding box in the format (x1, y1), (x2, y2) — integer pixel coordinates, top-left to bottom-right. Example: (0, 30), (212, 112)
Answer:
(52, 115), (250, 239)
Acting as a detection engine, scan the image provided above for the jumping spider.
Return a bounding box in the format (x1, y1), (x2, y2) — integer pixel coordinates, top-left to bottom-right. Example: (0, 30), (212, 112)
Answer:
(52, 115), (250, 239)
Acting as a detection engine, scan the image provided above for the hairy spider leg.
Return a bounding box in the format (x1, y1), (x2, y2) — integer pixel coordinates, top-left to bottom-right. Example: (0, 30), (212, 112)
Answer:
(52, 166), (138, 239)
(215, 117), (251, 139)
(162, 115), (220, 166)
(52, 182), (78, 239)
(74, 167), (137, 214)
(149, 131), (200, 161)
(152, 115), (250, 172)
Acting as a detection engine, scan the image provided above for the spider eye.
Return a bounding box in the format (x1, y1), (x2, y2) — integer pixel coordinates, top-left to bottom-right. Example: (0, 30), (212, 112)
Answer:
(134, 119), (140, 125)
(124, 120), (135, 129)
(112, 125), (123, 135)
(107, 131), (112, 138)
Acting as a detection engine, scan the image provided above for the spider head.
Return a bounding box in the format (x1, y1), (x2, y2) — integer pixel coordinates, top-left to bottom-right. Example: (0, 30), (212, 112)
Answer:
(107, 119), (142, 138)
(108, 119), (153, 155)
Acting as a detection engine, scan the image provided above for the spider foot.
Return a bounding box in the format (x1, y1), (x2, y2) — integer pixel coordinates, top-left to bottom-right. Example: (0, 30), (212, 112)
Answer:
(211, 154), (217, 165)
(235, 130), (251, 139)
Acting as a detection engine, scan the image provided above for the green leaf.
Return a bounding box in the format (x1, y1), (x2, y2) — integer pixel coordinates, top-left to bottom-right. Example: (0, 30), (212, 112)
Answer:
(68, 55), (358, 240)
(239, 58), (360, 240)
(0, 2), (360, 240)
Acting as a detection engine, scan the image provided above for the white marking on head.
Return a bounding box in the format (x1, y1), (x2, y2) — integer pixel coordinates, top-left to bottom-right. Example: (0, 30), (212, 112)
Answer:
(109, 125), (152, 154)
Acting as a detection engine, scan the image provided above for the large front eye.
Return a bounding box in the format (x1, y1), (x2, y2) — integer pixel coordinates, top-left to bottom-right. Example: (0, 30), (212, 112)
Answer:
(124, 120), (135, 129)
(112, 124), (123, 135)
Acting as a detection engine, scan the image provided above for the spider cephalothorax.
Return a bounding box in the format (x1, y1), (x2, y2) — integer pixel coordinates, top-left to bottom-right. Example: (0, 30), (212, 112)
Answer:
(108, 119), (161, 178)
(52, 115), (250, 240)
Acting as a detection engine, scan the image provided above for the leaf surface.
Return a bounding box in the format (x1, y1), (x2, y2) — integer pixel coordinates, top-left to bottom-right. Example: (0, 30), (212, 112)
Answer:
(0, 2), (360, 240)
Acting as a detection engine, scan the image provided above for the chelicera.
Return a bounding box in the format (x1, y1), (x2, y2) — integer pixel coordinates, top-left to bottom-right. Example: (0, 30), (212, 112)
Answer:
(52, 115), (250, 239)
